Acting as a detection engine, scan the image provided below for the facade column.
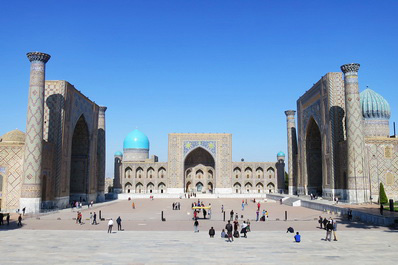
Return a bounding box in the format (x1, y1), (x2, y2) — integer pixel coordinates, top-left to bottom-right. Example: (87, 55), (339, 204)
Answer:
(285, 110), (296, 195)
(20, 52), (51, 213)
(341, 63), (369, 203)
(97, 106), (107, 201)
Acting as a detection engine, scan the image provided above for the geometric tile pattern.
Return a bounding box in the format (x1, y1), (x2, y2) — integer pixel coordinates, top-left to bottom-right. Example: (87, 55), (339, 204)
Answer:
(21, 59), (48, 198)
(0, 146), (24, 209)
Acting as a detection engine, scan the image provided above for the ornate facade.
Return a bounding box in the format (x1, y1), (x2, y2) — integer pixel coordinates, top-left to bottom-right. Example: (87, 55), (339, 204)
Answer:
(0, 52), (106, 213)
(114, 132), (285, 195)
(286, 63), (398, 203)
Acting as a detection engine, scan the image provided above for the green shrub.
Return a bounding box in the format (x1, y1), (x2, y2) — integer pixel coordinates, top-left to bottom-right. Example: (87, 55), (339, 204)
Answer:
(379, 182), (388, 205)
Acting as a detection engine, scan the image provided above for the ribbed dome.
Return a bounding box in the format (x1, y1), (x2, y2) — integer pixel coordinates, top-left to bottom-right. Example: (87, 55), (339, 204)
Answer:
(360, 88), (391, 119)
(277, 151), (285, 157)
(0, 129), (25, 144)
(123, 129), (149, 149)
(114, 151), (123, 156)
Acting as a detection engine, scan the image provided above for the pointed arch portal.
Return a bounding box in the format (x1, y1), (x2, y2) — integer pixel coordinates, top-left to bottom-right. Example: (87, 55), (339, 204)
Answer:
(184, 147), (215, 193)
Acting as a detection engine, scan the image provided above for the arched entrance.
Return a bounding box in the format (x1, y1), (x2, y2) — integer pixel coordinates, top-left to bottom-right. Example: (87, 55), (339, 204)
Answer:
(70, 115), (90, 202)
(184, 147), (215, 193)
(306, 118), (323, 196)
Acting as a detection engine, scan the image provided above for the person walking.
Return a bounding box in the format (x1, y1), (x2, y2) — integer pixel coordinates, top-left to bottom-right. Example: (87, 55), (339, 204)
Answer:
(93, 212), (98, 225)
(241, 221), (248, 238)
(108, 218), (114, 233)
(209, 227), (215, 238)
(116, 216), (122, 231)
(257, 202), (261, 211)
(225, 220), (233, 242)
(230, 210), (234, 221)
(17, 214), (22, 227)
(242, 202), (245, 211)
(90, 212), (93, 225)
(194, 219), (199, 233)
(256, 210), (259, 222)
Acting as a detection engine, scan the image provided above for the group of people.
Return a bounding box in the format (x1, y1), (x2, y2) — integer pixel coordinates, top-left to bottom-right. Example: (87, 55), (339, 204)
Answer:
(219, 219), (250, 242)
(107, 216), (123, 233)
(192, 200), (211, 220)
(318, 216), (337, 241)
(172, 202), (181, 210)
(286, 227), (301, 242)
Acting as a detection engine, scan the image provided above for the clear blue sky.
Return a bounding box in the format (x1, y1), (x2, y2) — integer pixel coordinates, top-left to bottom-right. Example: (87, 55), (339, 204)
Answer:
(1, 1), (397, 179)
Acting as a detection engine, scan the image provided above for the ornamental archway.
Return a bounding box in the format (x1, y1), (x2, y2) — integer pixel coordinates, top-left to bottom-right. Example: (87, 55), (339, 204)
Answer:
(184, 147), (215, 193)
(306, 117), (323, 196)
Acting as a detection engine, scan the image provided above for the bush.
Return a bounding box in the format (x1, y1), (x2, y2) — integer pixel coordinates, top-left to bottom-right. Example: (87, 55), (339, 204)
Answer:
(379, 182), (388, 205)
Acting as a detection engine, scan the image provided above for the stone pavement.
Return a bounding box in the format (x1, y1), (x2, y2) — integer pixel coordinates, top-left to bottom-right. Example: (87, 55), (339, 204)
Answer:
(0, 230), (397, 264)
(1, 198), (397, 264)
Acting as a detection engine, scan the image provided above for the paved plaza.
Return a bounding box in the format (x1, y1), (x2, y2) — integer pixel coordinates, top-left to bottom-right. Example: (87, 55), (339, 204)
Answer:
(1, 198), (397, 264)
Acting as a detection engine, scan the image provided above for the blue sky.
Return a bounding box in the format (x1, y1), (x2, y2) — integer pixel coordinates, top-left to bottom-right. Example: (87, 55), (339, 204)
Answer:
(1, 1), (397, 178)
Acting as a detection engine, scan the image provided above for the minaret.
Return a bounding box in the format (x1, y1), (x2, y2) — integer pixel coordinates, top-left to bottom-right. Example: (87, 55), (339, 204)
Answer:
(113, 152), (123, 193)
(341, 63), (369, 203)
(97, 106), (107, 201)
(285, 110), (296, 195)
(20, 52), (51, 213)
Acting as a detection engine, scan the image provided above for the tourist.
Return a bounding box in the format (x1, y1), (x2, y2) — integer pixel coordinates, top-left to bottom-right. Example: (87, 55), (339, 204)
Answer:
(203, 209), (207, 219)
(332, 219), (338, 241)
(256, 210), (259, 222)
(194, 219), (199, 233)
(246, 219), (251, 232)
(225, 220), (233, 242)
(208, 208), (212, 219)
(193, 210), (198, 220)
(108, 218), (113, 233)
(347, 209), (352, 221)
(76, 212), (80, 224)
(116, 216), (122, 231)
(90, 212), (93, 224)
(287, 227), (294, 233)
(241, 221), (248, 238)
(380, 204), (384, 215)
(257, 202), (261, 211)
(335, 197), (339, 204)
(221, 205), (224, 213)
(242, 201), (245, 211)
(17, 214), (22, 227)
(209, 227), (215, 238)
(93, 212), (98, 225)
(318, 216), (323, 229)
(230, 210), (234, 221)
(6, 214), (10, 225)
(22, 207), (26, 216)
(221, 229), (226, 238)
(325, 219), (333, 241)
(233, 219), (239, 232)
(132, 202), (135, 209)
(322, 217), (328, 230)
(172, 202), (175, 210)
(245, 199), (248, 205)
(294, 232), (301, 243)
(235, 213), (238, 220)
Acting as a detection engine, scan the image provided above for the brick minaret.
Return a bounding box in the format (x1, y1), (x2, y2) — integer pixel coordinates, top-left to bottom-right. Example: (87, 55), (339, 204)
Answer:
(285, 110), (296, 195)
(341, 63), (369, 203)
(20, 52), (51, 213)
(97, 106), (107, 201)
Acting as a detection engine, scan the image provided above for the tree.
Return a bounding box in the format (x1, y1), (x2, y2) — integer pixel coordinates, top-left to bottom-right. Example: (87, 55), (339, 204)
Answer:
(379, 182), (388, 205)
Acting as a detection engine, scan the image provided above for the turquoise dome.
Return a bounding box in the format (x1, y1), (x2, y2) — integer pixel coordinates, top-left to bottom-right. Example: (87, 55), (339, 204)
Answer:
(360, 88), (391, 120)
(277, 151), (285, 157)
(123, 129), (149, 149)
(114, 151), (123, 156)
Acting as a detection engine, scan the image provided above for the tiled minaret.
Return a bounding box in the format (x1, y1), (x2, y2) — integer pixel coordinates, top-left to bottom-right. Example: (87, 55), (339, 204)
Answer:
(20, 52), (51, 213)
(113, 153), (123, 193)
(97, 106), (107, 201)
(341, 63), (369, 203)
(285, 110), (296, 195)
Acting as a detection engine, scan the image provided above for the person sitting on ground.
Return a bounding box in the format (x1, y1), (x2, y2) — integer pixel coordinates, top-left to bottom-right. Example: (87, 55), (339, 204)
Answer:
(294, 232), (301, 242)
(221, 229), (226, 238)
(209, 227), (215, 238)
(287, 227), (294, 233)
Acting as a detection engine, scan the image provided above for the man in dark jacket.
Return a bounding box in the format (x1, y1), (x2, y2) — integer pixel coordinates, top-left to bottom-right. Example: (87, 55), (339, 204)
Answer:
(209, 227), (215, 238)
(225, 220), (233, 242)
(116, 216), (122, 231)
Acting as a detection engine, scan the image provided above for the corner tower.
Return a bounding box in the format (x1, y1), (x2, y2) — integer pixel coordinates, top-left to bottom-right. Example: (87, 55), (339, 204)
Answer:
(285, 110), (296, 195)
(20, 52), (51, 213)
(341, 63), (369, 203)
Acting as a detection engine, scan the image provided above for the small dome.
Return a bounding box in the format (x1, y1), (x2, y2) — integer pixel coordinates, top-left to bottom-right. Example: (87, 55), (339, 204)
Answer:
(360, 88), (391, 119)
(123, 129), (149, 149)
(277, 151), (285, 157)
(0, 129), (25, 144)
(114, 151), (123, 156)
